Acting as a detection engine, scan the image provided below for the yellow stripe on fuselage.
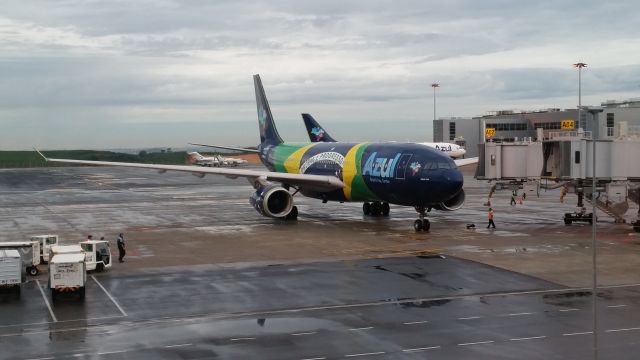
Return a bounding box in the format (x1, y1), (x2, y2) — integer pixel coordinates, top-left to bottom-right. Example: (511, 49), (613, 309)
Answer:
(283, 143), (316, 174)
(342, 143), (365, 200)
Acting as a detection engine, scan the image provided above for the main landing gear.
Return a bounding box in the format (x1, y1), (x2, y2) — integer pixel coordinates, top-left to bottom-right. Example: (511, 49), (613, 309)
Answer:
(362, 202), (390, 217)
(413, 205), (430, 232)
(281, 206), (298, 221)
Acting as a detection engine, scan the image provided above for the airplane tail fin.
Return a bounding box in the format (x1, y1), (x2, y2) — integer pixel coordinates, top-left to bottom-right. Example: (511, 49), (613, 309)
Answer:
(302, 113), (337, 142)
(253, 74), (283, 146)
(186, 152), (201, 164)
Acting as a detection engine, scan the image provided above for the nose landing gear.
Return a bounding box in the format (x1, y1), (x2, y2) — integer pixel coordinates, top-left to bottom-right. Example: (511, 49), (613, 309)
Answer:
(413, 205), (430, 232)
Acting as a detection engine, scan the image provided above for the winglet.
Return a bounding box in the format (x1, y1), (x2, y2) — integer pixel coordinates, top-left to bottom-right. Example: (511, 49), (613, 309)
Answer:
(33, 148), (48, 161)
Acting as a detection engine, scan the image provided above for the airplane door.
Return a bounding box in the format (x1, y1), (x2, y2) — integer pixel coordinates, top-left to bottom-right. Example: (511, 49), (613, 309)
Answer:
(395, 154), (413, 180)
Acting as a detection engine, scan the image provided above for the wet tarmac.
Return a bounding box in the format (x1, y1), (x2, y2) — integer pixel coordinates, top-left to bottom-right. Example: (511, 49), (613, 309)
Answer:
(1, 166), (640, 359)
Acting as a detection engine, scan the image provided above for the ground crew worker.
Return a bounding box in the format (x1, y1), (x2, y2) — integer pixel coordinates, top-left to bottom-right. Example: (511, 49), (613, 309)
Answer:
(487, 208), (496, 229)
(117, 233), (126, 263)
(510, 193), (516, 206)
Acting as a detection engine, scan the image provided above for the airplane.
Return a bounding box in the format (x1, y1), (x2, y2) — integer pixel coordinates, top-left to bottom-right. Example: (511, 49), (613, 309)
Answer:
(187, 152), (221, 167)
(187, 151), (248, 167)
(36, 74), (475, 232)
(302, 113), (467, 158)
(217, 154), (248, 166)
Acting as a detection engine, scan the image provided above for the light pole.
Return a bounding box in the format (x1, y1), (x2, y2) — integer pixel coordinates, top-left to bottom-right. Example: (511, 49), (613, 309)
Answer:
(431, 83), (440, 123)
(574, 62), (587, 129)
(587, 107), (603, 360)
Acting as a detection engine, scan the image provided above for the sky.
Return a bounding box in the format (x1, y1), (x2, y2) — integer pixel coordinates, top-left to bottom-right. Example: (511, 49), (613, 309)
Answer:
(1, 0), (639, 150)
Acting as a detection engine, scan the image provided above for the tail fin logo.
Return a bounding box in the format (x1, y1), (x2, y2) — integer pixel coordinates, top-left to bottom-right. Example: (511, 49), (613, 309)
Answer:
(258, 107), (268, 135)
(310, 127), (325, 141)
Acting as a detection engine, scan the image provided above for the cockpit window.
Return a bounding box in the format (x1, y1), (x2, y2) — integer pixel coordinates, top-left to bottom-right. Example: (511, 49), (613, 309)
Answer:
(423, 158), (456, 172)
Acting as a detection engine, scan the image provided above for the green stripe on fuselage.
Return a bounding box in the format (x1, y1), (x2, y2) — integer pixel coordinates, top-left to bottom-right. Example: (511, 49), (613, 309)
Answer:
(348, 144), (379, 201)
(270, 143), (309, 172)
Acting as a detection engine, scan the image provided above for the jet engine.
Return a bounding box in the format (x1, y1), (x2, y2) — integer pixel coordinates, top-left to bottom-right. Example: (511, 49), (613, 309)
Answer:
(433, 189), (465, 211)
(249, 184), (294, 218)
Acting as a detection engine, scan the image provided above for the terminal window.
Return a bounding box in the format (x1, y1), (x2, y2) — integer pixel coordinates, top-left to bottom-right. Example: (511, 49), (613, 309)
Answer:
(449, 123), (456, 140)
(606, 113), (615, 128)
(535, 122), (562, 130)
(486, 123), (528, 131)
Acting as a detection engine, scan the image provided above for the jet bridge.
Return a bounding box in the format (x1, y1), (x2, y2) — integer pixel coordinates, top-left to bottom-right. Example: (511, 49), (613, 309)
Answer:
(476, 123), (640, 230)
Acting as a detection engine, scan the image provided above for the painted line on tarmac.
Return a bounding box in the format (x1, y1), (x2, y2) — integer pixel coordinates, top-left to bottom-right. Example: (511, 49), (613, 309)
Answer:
(35, 280), (57, 322)
(300, 357), (326, 360)
(458, 340), (494, 346)
(345, 351), (386, 357)
(562, 331), (593, 336)
(605, 327), (640, 333)
(402, 346), (440, 352)
(403, 320), (429, 325)
(92, 276), (128, 317)
(97, 350), (129, 355)
(164, 343), (192, 348)
(348, 326), (373, 331)
(509, 335), (547, 341)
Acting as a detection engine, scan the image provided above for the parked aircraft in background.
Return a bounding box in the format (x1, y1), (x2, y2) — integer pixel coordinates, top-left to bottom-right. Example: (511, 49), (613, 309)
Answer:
(187, 152), (248, 167)
(302, 113), (467, 158)
(187, 152), (220, 167)
(37, 75), (475, 231)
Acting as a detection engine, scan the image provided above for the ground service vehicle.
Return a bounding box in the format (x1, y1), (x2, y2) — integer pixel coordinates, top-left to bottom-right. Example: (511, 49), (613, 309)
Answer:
(79, 240), (112, 272)
(49, 253), (86, 301)
(48, 244), (84, 262)
(0, 250), (23, 296)
(0, 241), (41, 276)
(30, 235), (59, 263)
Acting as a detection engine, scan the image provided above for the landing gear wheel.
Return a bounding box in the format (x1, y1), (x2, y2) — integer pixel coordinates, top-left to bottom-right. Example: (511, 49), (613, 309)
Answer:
(371, 202), (382, 216)
(413, 205), (429, 232)
(422, 219), (430, 232)
(28, 266), (38, 276)
(285, 206), (298, 221)
(381, 202), (390, 216)
(363, 202), (371, 216)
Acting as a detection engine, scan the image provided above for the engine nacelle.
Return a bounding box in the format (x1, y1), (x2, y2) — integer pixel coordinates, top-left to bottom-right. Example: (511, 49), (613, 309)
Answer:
(433, 189), (465, 211)
(249, 184), (294, 218)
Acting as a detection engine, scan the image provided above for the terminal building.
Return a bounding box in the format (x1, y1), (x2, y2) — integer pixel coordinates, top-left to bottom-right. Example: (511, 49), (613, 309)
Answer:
(435, 97), (640, 230)
(433, 98), (640, 158)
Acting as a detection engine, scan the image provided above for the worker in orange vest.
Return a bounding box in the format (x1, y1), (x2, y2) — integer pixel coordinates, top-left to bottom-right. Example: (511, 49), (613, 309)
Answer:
(487, 208), (496, 229)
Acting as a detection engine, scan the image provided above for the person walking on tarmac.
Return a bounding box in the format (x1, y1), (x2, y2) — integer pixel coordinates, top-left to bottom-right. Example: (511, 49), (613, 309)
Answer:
(487, 208), (496, 229)
(510, 192), (517, 206)
(117, 233), (126, 263)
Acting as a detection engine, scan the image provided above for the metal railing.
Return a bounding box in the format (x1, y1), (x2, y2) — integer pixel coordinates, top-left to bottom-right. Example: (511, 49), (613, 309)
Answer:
(548, 130), (592, 140)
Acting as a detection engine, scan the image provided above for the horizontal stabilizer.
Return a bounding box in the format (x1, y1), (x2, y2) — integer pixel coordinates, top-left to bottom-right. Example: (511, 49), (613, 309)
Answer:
(189, 143), (260, 153)
(454, 157), (479, 167)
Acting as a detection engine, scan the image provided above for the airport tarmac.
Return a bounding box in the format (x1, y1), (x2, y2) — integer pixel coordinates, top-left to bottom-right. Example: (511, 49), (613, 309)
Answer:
(1, 166), (640, 359)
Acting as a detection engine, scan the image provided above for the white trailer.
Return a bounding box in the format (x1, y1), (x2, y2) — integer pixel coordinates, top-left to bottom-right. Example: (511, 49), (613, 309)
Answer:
(0, 241), (41, 276)
(30, 235), (59, 263)
(0, 250), (24, 295)
(79, 240), (112, 272)
(49, 253), (86, 301)
(48, 245), (84, 262)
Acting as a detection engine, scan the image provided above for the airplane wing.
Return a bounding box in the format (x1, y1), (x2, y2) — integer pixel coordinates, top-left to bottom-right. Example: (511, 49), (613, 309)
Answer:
(454, 157), (479, 167)
(35, 150), (344, 191)
(189, 143), (260, 153)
